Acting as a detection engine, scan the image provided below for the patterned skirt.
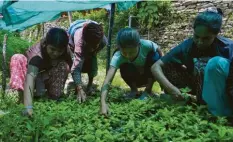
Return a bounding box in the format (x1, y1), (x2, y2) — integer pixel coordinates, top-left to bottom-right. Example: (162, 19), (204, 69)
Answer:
(9, 54), (69, 100)
(162, 58), (210, 104)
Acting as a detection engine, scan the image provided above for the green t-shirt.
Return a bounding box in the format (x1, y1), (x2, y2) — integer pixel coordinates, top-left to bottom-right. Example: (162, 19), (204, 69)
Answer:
(110, 39), (159, 69)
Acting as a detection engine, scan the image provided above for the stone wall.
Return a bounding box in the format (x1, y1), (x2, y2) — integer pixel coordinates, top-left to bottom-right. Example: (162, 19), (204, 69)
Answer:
(148, 0), (233, 52)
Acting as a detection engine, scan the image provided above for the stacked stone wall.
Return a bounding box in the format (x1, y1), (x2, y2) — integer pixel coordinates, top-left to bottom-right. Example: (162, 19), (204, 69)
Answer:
(149, 1), (233, 52)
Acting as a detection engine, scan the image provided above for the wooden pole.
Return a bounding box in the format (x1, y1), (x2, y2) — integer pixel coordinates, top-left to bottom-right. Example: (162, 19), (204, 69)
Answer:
(42, 23), (45, 37)
(29, 31), (32, 43)
(67, 11), (73, 26)
(106, 3), (115, 74)
(2, 34), (8, 98)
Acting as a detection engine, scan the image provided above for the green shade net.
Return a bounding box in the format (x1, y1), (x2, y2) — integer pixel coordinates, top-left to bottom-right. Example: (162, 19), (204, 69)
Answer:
(0, 0), (139, 31)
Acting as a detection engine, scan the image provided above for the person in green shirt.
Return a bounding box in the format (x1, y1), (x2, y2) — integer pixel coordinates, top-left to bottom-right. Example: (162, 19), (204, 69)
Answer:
(100, 28), (163, 115)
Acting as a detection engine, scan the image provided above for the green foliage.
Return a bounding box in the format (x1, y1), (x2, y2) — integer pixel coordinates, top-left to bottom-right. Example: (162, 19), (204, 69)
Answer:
(113, 6), (137, 35)
(0, 30), (31, 75)
(0, 89), (233, 141)
(0, 30), (31, 55)
(137, 1), (172, 30)
(72, 9), (109, 35)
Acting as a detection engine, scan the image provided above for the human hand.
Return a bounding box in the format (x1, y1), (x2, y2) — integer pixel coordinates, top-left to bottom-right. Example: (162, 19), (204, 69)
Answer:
(22, 106), (33, 117)
(100, 101), (110, 116)
(168, 86), (182, 96)
(86, 85), (95, 95)
(167, 86), (184, 101)
(77, 87), (87, 103)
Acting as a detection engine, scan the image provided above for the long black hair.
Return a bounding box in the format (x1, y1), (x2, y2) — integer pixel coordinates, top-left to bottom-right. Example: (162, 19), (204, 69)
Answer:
(41, 27), (69, 50)
(82, 22), (103, 46)
(116, 27), (140, 49)
(193, 8), (223, 34)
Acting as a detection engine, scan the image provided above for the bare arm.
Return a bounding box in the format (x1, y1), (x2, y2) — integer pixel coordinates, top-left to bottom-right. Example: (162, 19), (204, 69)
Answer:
(157, 48), (164, 57)
(24, 65), (38, 114)
(151, 59), (181, 96)
(100, 66), (117, 103)
(71, 29), (85, 94)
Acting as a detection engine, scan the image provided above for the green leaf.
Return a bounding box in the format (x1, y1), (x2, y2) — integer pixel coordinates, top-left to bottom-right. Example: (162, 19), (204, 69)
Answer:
(180, 87), (192, 93)
(83, 134), (95, 141)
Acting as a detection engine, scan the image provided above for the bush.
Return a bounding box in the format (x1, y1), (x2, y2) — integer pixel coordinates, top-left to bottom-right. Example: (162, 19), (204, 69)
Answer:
(137, 1), (172, 31)
(0, 30), (31, 77)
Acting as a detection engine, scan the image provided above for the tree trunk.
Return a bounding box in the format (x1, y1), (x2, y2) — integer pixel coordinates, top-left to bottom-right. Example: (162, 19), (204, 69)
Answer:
(2, 34), (8, 98)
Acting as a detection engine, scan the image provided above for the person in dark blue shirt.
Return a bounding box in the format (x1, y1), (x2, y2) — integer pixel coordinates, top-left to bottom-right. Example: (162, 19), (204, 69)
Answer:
(151, 8), (233, 116)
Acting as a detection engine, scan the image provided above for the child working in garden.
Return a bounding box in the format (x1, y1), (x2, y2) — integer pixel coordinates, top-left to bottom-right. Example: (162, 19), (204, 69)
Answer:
(151, 8), (233, 116)
(68, 19), (107, 103)
(9, 27), (72, 116)
(100, 28), (163, 115)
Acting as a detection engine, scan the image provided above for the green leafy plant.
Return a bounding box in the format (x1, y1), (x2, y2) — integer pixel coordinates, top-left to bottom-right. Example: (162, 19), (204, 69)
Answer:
(137, 1), (172, 30)
(0, 89), (233, 141)
(0, 30), (31, 77)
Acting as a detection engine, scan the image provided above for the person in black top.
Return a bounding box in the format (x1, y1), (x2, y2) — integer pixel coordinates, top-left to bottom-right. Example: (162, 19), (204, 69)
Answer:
(151, 8), (233, 116)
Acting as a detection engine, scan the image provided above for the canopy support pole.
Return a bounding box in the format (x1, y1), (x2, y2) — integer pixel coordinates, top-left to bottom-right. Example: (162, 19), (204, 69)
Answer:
(40, 23), (45, 38)
(1, 34), (7, 98)
(106, 3), (115, 74)
(68, 11), (73, 26)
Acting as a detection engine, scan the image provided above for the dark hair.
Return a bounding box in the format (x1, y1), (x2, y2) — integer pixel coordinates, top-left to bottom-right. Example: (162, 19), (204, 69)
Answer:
(82, 22), (103, 45)
(193, 8), (223, 34)
(41, 27), (68, 49)
(116, 28), (140, 49)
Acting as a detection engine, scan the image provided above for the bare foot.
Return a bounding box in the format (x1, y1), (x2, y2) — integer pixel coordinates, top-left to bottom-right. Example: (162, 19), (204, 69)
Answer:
(124, 90), (139, 100)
